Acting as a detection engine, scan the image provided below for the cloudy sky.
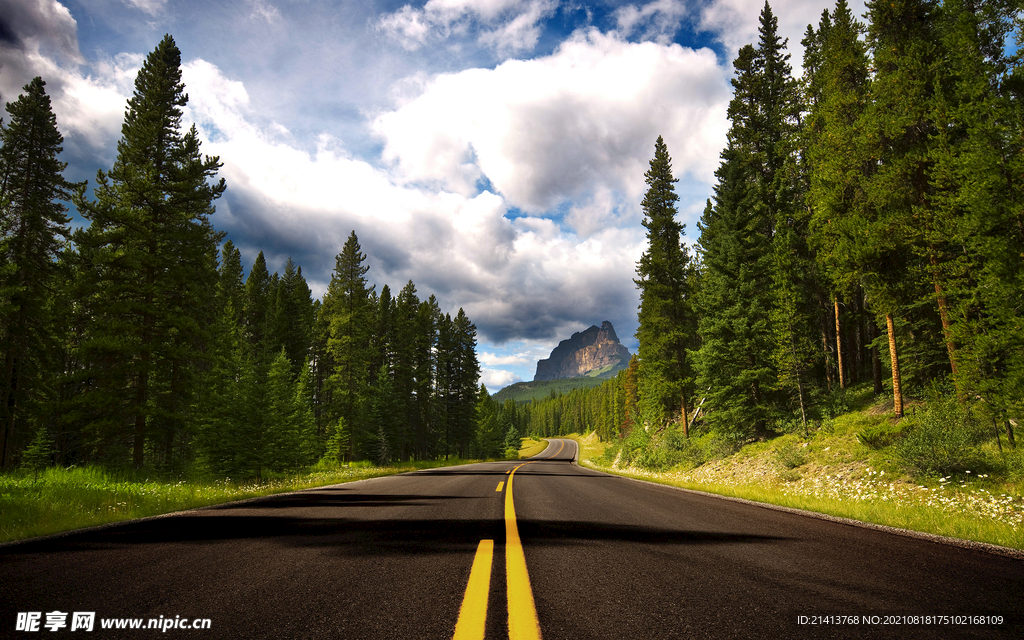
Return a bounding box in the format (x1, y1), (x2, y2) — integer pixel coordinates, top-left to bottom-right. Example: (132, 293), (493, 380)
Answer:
(0, 0), (864, 389)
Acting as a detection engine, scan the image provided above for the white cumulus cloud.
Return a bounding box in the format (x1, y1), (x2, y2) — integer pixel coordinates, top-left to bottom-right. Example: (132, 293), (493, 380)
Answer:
(176, 58), (644, 344)
(372, 28), (731, 218)
(123, 0), (167, 17)
(374, 0), (558, 55)
(613, 0), (689, 44)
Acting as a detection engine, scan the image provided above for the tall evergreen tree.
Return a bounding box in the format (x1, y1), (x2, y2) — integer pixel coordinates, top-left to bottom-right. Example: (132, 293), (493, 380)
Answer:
(804, 1), (875, 393)
(321, 231), (375, 460)
(416, 295), (442, 458)
(859, 0), (947, 416)
(634, 136), (697, 430)
(935, 0), (1024, 438)
(242, 251), (273, 361)
(450, 308), (480, 457)
(218, 240), (244, 323)
(392, 281), (421, 459)
(475, 385), (503, 458)
(72, 35), (224, 467)
(273, 259), (314, 376)
(0, 78), (79, 468)
(694, 3), (798, 439)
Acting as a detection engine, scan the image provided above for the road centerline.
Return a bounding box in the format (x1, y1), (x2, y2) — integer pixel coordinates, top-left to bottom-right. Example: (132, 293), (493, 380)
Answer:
(506, 462), (543, 640)
(452, 539), (494, 640)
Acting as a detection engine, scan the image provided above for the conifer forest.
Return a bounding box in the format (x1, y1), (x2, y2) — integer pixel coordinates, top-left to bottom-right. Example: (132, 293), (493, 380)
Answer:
(497, 0), (1024, 463)
(0, 36), (482, 476)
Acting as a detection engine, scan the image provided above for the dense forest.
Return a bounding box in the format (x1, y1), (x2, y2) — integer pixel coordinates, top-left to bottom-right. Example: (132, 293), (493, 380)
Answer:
(0, 36), (483, 476)
(506, 0), (1024, 456)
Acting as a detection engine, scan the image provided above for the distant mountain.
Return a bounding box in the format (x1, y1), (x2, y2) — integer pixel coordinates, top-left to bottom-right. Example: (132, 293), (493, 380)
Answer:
(534, 321), (631, 381)
(492, 377), (606, 404)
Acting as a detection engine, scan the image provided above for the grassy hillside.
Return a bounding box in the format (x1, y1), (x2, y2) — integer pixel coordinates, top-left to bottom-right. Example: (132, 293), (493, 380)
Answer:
(568, 385), (1024, 551)
(493, 376), (607, 403)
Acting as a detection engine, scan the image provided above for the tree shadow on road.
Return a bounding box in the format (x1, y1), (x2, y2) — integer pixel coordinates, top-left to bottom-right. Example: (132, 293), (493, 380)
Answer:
(0, 508), (788, 558)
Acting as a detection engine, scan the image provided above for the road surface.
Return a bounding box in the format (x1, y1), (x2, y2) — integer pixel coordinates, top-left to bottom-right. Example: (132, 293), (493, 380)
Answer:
(2, 438), (1021, 638)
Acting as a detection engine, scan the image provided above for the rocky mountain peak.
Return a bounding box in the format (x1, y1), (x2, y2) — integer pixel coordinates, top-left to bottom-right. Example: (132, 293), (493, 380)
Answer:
(534, 321), (631, 381)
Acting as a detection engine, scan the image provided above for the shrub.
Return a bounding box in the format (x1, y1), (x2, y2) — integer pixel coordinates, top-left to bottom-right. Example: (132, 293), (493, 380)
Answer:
(601, 443), (620, 465)
(820, 388), (853, 418)
(856, 421), (909, 449)
(894, 395), (986, 476)
(774, 440), (808, 469)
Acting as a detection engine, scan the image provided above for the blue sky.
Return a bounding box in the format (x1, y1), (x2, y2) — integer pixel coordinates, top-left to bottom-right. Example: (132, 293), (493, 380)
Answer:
(0, 0), (865, 389)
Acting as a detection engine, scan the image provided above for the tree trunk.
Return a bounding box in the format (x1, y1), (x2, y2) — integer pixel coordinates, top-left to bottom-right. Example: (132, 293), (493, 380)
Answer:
(871, 320), (883, 395)
(821, 321), (834, 390)
(1, 349), (16, 469)
(853, 290), (864, 383)
(790, 325), (808, 433)
(134, 364), (148, 469)
(680, 393), (689, 439)
(929, 253), (959, 382)
(835, 297), (845, 390)
(886, 313), (903, 418)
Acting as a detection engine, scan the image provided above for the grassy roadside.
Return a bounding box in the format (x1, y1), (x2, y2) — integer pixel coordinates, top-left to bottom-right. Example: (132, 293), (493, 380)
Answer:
(0, 458), (482, 544)
(564, 402), (1024, 551)
(518, 436), (550, 459)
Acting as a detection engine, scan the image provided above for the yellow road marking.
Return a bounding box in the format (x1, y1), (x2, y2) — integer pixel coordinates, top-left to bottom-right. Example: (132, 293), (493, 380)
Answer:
(452, 539), (494, 640)
(506, 463), (542, 640)
(548, 440), (564, 459)
(496, 481), (504, 492)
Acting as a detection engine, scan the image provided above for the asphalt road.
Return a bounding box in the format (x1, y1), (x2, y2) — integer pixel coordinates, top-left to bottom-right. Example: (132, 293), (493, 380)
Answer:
(2, 438), (1021, 639)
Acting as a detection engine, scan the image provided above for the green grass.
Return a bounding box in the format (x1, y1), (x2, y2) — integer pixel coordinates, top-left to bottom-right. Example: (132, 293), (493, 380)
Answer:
(518, 437), (550, 459)
(0, 458), (477, 544)
(577, 463), (1024, 551)
(562, 392), (1024, 552)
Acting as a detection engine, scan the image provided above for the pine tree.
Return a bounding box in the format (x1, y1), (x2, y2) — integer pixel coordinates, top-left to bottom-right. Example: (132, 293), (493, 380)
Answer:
(415, 295), (441, 458)
(392, 281), (421, 459)
(804, 1), (875, 393)
(858, 0), (948, 416)
(935, 0), (1023, 438)
(621, 355), (640, 431)
(193, 286), (245, 477)
(761, 3), (819, 426)
(450, 308), (480, 457)
(695, 4), (799, 439)
(321, 231), (375, 460)
(264, 347), (304, 471)
(275, 259), (314, 376)
(19, 423), (53, 481)
(218, 241), (244, 323)
(634, 135), (697, 430)
(0, 78), (79, 468)
(369, 360), (397, 464)
(243, 251), (272, 359)
(73, 35), (225, 467)
(502, 414), (521, 459)
(475, 385), (502, 458)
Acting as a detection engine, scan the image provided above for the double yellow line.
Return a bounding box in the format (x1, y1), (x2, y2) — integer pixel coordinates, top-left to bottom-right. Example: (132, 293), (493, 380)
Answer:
(452, 462), (542, 640)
